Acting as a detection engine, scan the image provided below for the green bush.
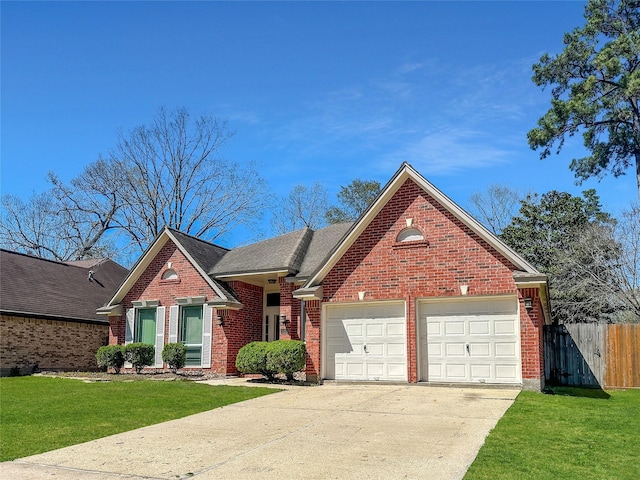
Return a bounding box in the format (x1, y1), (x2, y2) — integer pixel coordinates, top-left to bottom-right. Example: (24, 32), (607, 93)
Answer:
(236, 342), (272, 379)
(124, 343), (155, 373)
(162, 343), (187, 373)
(266, 340), (306, 381)
(96, 345), (125, 374)
(236, 340), (306, 381)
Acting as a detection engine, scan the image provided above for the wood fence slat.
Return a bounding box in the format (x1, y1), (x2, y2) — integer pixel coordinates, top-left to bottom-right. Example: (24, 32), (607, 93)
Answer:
(546, 323), (640, 389)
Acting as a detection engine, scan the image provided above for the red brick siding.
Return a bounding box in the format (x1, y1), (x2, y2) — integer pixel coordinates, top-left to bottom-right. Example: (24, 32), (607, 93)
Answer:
(224, 281), (263, 375)
(111, 240), (222, 372)
(518, 287), (545, 381)
(1, 314), (108, 375)
(279, 278), (301, 341)
(316, 179), (543, 385)
(304, 300), (322, 380)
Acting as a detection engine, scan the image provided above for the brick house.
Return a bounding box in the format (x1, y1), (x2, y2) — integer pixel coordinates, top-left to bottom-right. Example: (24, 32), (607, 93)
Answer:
(100, 163), (550, 390)
(0, 250), (128, 375)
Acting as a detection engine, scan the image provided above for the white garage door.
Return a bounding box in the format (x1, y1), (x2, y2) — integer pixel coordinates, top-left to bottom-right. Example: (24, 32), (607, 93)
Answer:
(419, 297), (520, 384)
(325, 302), (406, 381)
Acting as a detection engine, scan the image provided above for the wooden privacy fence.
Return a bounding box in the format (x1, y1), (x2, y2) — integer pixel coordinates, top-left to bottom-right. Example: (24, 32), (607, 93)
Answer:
(545, 323), (640, 388)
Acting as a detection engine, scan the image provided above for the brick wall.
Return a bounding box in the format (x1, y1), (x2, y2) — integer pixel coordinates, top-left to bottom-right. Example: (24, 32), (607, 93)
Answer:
(313, 179), (544, 386)
(111, 239), (223, 372)
(518, 287), (545, 389)
(279, 278), (301, 341)
(0, 314), (108, 375)
(304, 300), (322, 381)
(224, 281), (263, 374)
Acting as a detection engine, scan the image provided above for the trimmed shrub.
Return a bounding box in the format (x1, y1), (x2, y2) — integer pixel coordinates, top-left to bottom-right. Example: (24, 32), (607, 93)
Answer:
(96, 345), (125, 374)
(266, 340), (306, 381)
(235, 342), (272, 379)
(236, 340), (306, 381)
(124, 343), (155, 374)
(162, 343), (187, 373)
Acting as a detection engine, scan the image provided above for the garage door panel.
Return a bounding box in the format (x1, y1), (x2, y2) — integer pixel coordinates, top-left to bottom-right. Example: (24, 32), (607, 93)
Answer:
(495, 320), (516, 335)
(387, 343), (406, 356)
(495, 364), (518, 380)
(469, 321), (490, 335)
(366, 323), (383, 337)
(470, 343), (491, 356)
(427, 322), (442, 335)
(445, 321), (465, 335)
(470, 364), (491, 379)
(420, 297), (520, 385)
(346, 362), (364, 377)
(366, 343), (384, 356)
(446, 343), (465, 356)
(495, 343), (517, 356)
(387, 322), (405, 336)
(325, 302), (406, 382)
(445, 364), (467, 378)
(345, 323), (364, 337)
(428, 343), (442, 356)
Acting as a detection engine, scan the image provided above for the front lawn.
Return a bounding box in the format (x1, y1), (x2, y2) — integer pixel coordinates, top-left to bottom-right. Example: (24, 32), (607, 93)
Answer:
(464, 387), (640, 480)
(0, 376), (278, 461)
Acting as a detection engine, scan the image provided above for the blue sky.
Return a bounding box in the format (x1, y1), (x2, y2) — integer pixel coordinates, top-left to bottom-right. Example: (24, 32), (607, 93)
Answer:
(1, 1), (635, 248)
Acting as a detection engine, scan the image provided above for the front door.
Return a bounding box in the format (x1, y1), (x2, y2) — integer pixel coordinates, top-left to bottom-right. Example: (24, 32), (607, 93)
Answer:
(264, 306), (280, 342)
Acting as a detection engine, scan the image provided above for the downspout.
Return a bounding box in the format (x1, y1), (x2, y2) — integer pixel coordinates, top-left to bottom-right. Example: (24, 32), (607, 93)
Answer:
(301, 300), (306, 342)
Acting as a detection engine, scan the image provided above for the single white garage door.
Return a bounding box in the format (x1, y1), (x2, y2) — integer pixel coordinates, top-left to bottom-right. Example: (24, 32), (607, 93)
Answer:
(325, 302), (406, 381)
(419, 296), (520, 384)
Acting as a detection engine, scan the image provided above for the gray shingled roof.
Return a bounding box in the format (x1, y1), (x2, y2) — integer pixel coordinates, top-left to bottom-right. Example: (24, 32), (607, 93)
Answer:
(1, 250), (128, 324)
(209, 228), (313, 276)
(295, 222), (353, 279)
(168, 228), (229, 274)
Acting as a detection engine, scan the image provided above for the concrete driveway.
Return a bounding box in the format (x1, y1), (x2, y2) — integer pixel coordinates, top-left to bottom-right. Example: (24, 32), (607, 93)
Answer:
(1, 381), (518, 480)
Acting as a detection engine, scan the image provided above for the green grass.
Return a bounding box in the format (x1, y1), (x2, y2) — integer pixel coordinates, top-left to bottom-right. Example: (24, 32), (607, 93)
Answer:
(0, 376), (279, 461)
(464, 387), (640, 480)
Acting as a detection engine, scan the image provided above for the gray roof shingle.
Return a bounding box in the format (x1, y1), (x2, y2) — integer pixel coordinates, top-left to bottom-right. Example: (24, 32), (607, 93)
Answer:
(167, 228), (229, 274)
(209, 228), (314, 276)
(295, 222), (353, 279)
(0, 250), (128, 324)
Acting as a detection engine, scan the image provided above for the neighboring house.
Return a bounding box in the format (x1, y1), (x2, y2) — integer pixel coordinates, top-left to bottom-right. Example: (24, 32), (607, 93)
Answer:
(0, 250), (128, 375)
(99, 163), (550, 390)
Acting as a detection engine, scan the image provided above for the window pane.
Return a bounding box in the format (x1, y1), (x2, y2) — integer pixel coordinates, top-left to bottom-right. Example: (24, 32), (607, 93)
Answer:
(182, 306), (203, 344)
(266, 293), (280, 307)
(136, 308), (156, 344)
(181, 306), (203, 366)
(185, 347), (202, 366)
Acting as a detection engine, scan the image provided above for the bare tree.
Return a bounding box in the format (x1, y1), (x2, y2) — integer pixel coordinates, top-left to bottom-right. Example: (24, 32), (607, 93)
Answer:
(468, 185), (523, 235)
(0, 107), (267, 262)
(0, 186), (119, 262)
(553, 204), (640, 323)
(271, 183), (328, 235)
(107, 107), (266, 251)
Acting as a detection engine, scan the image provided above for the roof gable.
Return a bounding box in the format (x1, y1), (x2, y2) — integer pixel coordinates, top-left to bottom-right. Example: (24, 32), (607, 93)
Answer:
(104, 228), (238, 309)
(302, 163), (540, 288)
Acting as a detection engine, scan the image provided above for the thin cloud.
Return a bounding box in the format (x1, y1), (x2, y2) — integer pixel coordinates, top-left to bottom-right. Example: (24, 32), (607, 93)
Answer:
(253, 56), (538, 176)
(380, 128), (515, 175)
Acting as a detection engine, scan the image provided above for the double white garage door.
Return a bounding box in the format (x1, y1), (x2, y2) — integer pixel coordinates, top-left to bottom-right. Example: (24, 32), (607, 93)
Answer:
(324, 297), (521, 384)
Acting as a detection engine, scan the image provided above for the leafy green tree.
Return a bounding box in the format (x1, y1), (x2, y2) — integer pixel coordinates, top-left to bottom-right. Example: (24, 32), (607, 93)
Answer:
(325, 179), (381, 224)
(501, 189), (618, 323)
(527, 0), (640, 200)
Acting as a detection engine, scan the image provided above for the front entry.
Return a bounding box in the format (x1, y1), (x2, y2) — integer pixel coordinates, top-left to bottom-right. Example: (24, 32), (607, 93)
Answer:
(264, 306), (280, 342)
(264, 292), (280, 342)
